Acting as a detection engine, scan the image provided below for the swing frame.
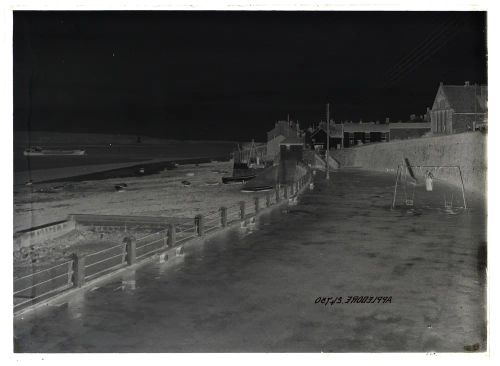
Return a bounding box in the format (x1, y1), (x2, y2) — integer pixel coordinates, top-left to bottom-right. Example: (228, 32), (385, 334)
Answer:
(391, 164), (467, 209)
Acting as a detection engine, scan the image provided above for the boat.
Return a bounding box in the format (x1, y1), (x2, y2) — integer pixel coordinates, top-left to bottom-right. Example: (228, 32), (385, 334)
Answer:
(24, 147), (86, 156)
(222, 174), (256, 184)
(221, 144), (263, 184)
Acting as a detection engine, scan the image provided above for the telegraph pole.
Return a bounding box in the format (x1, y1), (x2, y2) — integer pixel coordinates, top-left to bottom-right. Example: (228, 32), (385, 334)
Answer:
(326, 103), (330, 180)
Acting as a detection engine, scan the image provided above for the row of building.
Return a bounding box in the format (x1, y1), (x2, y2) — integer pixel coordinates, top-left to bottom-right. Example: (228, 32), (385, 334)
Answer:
(265, 81), (487, 160)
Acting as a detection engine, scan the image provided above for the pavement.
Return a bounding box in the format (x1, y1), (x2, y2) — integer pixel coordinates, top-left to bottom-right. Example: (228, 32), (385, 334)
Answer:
(14, 168), (487, 352)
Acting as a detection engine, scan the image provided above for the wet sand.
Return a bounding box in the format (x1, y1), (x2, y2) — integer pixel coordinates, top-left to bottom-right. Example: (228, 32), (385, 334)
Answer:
(14, 169), (486, 352)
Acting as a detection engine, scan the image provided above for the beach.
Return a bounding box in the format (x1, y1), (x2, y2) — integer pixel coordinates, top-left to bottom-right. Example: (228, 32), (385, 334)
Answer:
(13, 159), (275, 271)
(13, 133), (267, 270)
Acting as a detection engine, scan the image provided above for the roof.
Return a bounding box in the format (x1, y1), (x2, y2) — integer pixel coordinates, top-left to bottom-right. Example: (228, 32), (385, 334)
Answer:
(342, 123), (389, 133)
(389, 122), (431, 129)
(438, 84), (487, 113)
(313, 122), (389, 136)
(267, 121), (301, 140)
(311, 124), (344, 138)
(280, 136), (304, 145)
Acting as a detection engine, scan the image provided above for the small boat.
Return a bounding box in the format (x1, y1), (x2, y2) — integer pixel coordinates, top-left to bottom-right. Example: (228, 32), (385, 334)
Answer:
(114, 183), (128, 192)
(24, 146), (86, 156)
(222, 174), (256, 184)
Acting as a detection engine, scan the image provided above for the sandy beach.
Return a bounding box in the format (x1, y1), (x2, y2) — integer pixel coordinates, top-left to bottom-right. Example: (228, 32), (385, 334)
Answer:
(13, 159), (276, 270)
(14, 160), (272, 233)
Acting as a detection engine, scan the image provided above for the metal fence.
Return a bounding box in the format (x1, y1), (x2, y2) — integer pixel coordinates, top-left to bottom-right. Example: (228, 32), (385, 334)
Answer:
(14, 260), (74, 311)
(136, 229), (168, 260)
(13, 167), (313, 313)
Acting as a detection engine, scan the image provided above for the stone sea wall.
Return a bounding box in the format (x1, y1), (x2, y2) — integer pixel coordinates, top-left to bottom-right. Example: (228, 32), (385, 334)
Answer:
(331, 131), (486, 196)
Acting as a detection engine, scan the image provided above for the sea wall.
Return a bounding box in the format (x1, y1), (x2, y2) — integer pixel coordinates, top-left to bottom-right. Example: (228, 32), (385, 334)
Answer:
(331, 132), (486, 196)
(14, 219), (76, 250)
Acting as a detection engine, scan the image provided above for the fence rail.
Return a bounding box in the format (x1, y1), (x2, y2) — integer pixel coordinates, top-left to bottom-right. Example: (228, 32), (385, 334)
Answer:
(14, 260), (74, 310)
(13, 166), (313, 313)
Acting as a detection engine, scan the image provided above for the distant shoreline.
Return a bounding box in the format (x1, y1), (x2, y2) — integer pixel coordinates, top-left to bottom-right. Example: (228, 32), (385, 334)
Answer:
(13, 130), (250, 145)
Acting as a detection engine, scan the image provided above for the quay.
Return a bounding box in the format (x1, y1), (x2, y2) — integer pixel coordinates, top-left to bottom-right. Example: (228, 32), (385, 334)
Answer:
(14, 169), (486, 352)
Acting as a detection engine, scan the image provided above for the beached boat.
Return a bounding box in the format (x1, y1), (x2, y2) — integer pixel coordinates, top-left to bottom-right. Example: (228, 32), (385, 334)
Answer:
(222, 145), (264, 184)
(222, 174), (256, 184)
(24, 147), (86, 156)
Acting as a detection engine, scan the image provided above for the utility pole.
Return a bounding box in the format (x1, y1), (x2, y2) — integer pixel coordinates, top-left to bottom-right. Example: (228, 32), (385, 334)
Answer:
(326, 103), (330, 180)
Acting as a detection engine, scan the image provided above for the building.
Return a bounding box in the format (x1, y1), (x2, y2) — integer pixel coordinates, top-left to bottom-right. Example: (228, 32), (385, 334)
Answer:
(430, 81), (487, 134)
(279, 137), (304, 184)
(388, 122), (431, 140)
(266, 120), (304, 161)
(310, 121), (390, 149)
(343, 122), (389, 147)
(309, 122), (343, 150)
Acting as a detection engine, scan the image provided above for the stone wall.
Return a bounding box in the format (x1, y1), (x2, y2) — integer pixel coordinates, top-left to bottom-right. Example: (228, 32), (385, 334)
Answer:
(331, 131), (486, 196)
(14, 219), (77, 250)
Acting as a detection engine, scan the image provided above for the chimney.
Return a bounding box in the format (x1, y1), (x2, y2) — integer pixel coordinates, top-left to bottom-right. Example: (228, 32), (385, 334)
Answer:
(465, 81), (470, 86)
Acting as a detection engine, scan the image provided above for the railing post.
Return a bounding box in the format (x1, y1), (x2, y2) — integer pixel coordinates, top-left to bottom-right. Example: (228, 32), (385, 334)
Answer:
(275, 186), (280, 202)
(124, 237), (136, 265)
(239, 201), (246, 220)
(71, 253), (85, 288)
(266, 193), (271, 207)
(168, 223), (176, 247)
(162, 229), (168, 247)
(220, 207), (228, 227)
(254, 197), (260, 213)
(195, 214), (204, 236)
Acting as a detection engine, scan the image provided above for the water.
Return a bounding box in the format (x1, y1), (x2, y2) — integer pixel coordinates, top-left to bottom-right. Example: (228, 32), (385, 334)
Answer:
(14, 142), (235, 185)
(14, 142), (236, 173)
(14, 169), (486, 352)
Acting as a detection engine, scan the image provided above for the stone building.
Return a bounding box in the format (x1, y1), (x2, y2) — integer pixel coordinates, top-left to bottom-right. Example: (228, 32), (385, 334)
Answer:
(266, 120), (304, 161)
(430, 81), (487, 134)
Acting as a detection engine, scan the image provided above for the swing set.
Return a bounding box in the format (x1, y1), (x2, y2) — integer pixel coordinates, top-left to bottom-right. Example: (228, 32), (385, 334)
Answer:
(391, 162), (467, 210)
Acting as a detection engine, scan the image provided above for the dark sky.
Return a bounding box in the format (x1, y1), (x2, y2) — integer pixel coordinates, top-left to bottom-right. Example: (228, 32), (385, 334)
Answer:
(13, 11), (487, 141)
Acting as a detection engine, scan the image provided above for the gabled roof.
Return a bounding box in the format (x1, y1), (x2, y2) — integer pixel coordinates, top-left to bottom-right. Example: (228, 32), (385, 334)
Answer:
(267, 120), (301, 140)
(312, 122), (345, 137)
(438, 84), (487, 113)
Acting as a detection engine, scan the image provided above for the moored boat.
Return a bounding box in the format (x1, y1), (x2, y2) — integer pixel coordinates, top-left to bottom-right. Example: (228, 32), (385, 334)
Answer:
(24, 147), (86, 156)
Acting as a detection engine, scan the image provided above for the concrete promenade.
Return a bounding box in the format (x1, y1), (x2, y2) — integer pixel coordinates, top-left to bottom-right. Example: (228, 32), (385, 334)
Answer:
(14, 169), (486, 352)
